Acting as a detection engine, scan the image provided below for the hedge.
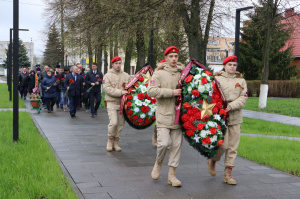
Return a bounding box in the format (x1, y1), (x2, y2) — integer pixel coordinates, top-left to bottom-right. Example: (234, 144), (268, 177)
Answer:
(246, 80), (300, 98)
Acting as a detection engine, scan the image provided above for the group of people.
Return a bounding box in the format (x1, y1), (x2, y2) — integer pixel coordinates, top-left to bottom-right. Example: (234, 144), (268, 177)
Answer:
(18, 63), (103, 117)
(19, 46), (248, 188)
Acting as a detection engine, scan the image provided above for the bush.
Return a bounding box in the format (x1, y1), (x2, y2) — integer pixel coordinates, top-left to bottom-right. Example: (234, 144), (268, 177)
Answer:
(246, 80), (300, 98)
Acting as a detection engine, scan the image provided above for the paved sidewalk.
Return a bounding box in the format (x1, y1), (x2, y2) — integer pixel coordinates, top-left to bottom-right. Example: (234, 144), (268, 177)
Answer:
(243, 109), (300, 127)
(0, 108), (28, 112)
(26, 103), (300, 199)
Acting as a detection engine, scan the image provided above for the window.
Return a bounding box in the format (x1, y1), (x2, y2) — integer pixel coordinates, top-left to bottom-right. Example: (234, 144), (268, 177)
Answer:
(229, 42), (234, 46)
(208, 39), (219, 45)
(229, 49), (234, 54)
(207, 48), (220, 52)
(206, 55), (220, 62)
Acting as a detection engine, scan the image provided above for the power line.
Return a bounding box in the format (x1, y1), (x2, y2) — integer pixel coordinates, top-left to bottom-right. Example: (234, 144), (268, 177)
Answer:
(0, 0), (45, 7)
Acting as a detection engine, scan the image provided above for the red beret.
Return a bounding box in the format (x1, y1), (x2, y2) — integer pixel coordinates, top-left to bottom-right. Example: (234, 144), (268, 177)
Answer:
(159, 59), (166, 63)
(111, 56), (122, 63)
(164, 46), (179, 56)
(223, 56), (237, 65)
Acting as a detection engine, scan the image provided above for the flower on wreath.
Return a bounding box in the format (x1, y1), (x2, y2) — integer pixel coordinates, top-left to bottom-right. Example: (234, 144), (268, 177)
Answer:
(126, 102), (132, 107)
(191, 90), (200, 97)
(132, 115), (138, 120)
(137, 93), (145, 100)
(127, 95), (133, 100)
(185, 75), (193, 83)
(139, 76), (144, 82)
(141, 106), (150, 113)
(128, 110), (133, 115)
(201, 78), (208, 85)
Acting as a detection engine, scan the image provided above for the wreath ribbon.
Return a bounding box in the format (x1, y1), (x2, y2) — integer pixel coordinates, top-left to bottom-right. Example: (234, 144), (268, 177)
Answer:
(119, 65), (154, 115)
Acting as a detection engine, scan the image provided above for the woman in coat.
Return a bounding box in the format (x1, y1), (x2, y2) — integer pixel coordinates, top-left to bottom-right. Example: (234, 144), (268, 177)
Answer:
(28, 70), (36, 94)
(41, 71), (58, 113)
(207, 56), (248, 185)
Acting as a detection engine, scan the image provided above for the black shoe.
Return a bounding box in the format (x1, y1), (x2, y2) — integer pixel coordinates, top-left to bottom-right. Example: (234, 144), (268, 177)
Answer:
(95, 111), (98, 115)
(60, 106), (63, 109)
(71, 114), (76, 118)
(56, 104), (59, 109)
(91, 114), (95, 118)
(51, 108), (53, 112)
(48, 110), (51, 113)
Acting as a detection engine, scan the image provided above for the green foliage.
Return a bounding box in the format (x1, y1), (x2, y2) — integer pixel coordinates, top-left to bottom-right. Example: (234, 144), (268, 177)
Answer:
(244, 97), (300, 117)
(3, 39), (31, 68)
(0, 111), (78, 199)
(240, 3), (297, 80)
(43, 24), (62, 68)
(238, 136), (300, 177)
(0, 84), (25, 108)
(242, 118), (300, 137)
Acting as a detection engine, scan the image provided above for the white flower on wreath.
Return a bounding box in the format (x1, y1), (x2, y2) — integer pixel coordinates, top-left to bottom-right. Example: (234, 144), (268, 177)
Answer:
(187, 86), (192, 92)
(214, 114), (221, 121)
(149, 104), (156, 110)
(148, 111), (154, 116)
(200, 130), (210, 138)
(143, 99), (151, 106)
(194, 134), (200, 143)
(203, 144), (215, 149)
(204, 84), (212, 92)
(134, 96), (138, 101)
(210, 135), (218, 143)
(134, 107), (140, 113)
(196, 68), (204, 73)
(198, 85), (205, 93)
(139, 85), (147, 93)
(135, 100), (143, 106)
(194, 74), (202, 80)
(207, 121), (217, 128)
(140, 113), (146, 119)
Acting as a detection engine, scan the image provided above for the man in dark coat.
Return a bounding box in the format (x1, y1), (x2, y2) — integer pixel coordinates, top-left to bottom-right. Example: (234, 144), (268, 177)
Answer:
(85, 62), (103, 118)
(55, 68), (65, 109)
(28, 70), (36, 94)
(18, 67), (29, 100)
(64, 65), (83, 118)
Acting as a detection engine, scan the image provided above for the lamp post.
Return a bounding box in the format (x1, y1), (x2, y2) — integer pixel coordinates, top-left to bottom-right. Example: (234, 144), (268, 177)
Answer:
(235, 6), (253, 70)
(65, 54), (68, 67)
(8, 28), (29, 101)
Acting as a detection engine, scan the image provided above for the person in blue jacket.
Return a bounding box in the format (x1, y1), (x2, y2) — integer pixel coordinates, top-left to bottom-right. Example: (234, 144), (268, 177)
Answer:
(85, 62), (103, 118)
(41, 70), (58, 113)
(64, 65), (83, 118)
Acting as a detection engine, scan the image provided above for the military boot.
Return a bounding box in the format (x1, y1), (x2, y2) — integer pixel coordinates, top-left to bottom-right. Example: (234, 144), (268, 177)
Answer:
(167, 167), (182, 187)
(106, 136), (114, 152)
(151, 160), (163, 180)
(224, 166), (237, 185)
(113, 137), (122, 152)
(207, 159), (217, 176)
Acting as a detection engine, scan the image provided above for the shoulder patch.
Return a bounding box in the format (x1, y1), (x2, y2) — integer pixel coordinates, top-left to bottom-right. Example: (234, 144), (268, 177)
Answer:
(150, 80), (155, 86)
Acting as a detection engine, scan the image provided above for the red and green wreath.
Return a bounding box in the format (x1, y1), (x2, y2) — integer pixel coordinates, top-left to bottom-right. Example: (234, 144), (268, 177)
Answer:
(178, 59), (228, 158)
(121, 65), (156, 129)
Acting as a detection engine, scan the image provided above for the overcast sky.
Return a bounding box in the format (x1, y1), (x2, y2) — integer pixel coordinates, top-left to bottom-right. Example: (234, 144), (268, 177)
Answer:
(0, 0), (299, 59)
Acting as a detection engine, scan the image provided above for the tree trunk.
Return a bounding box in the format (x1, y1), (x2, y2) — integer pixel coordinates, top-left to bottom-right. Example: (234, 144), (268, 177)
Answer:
(258, 0), (272, 109)
(136, 25), (145, 71)
(60, 0), (64, 67)
(124, 37), (133, 74)
(114, 32), (118, 57)
(87, 31), (93, 69)
(104, 46), (108, 74)
(97, 43), (103, 72)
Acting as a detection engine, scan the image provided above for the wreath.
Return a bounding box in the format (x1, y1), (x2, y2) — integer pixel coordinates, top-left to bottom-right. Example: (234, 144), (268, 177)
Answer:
(121, 65), (156, 129)
(177, 59), (228, 158)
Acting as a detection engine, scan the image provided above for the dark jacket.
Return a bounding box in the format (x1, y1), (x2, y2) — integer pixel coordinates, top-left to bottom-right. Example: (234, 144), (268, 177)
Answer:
(85, 70), (103, 93)
(38, 71), (54, 87)
(19, 72), (29, 87)
(64, 73), (83, 97)
(41, 74), (58, 98)
(55, 73), (65, 92)
(28, 71), (36, 91)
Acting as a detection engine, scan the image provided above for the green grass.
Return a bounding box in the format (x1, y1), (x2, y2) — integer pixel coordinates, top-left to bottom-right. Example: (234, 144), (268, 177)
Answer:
(0, 111), (78, 199)
(244, 97), (300, 117)
(0, 84), (26, 108)
(238, 136), (300, 177)
(242, 118), (300, 137)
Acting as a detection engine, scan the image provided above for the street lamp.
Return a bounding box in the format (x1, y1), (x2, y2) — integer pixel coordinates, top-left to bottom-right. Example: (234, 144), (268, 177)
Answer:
(8, 28), (29, 101)
(235, 6), (253, 70)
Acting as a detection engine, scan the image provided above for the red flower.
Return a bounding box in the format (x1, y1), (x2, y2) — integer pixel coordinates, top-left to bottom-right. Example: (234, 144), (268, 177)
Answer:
(197, 123), (205, 130)
(151, 116), (156, 120)
(186, 130), (194, 137)
(201, 78), (208, 84)
(183, 102), (191, 110)
(219, 109), (227, 115)
(128, 110), (133, 115)
(185, 75), (193, 83)
(202, 137), (211, 145)
(127, 95), (133, 100)
(187, 109), (194, 116)
(56, 78), (60, 83)
(205, 70), (212, 76)
(212, 81), (216, 89)
(132, 115), (138, 120)
(69, 79), (75, 83)
(135, 82), (139, 87)
(216, 101), (223, 108)
(217, 140), (223, 146)
(181, 114), (189, 122)
(210, 127), (217, 135)
(129, 88), (135, 93)
(212, 107), (219, 114)
(141, 106), (150, 113)
(202, 115), (210, 122)
(189, 116), (196, 123)
(146, 93), (151, 100)
(217, 125), (221, 129)
(198, 99), (203, 104)
(145, 118), (150, 124)
(195, 112), (201, 120)
(138, 118), (143, 123)
(61, 78), (65, 81)
(151, 98), (156, 104)
(191, 90), (199, 97)
(183, 122), (194, 130)
(137, 93), (145, 100)
(145, 83), (148, 87)
(126, 102), (132, 107)
(84, 76), (86, 79)
(98, 78), (102, 82)
(139, 76), (144, 82)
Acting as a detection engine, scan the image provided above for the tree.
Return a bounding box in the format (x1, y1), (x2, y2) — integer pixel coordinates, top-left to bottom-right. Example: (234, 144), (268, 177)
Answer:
(240, 2), (296, 81)
(43, 24), (63, 68)
(4, 39), (31, 68)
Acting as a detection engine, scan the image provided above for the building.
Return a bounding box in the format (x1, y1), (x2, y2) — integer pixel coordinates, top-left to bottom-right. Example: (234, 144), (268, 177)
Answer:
(0, 41), (34, 69)
(280, 8), (300, 73)
(206, 37), (235, 63)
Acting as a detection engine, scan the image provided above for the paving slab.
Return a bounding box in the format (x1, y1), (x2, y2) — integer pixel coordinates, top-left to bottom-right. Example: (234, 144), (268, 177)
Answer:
(26, 101), (300, 199)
